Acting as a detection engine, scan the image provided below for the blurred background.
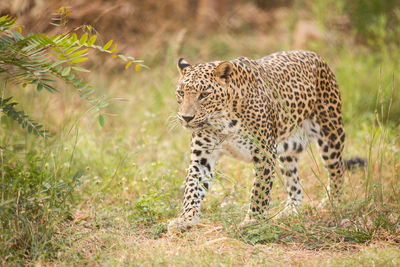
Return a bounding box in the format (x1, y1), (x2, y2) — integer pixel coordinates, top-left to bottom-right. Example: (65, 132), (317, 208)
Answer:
(1, 0), (399, 123)
(1, 0), (399, 57)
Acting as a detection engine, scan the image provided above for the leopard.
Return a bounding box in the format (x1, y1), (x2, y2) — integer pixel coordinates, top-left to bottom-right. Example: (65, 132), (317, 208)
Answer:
(168, 50), (366, 232)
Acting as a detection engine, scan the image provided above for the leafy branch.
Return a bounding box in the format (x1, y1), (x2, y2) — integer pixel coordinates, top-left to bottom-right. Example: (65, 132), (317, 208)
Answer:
(0, 14), (144, 136)
(0, 97), (48, 137)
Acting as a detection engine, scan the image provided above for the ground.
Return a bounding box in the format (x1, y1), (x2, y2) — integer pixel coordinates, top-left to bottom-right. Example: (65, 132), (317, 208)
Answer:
(48, 208), (400, 266)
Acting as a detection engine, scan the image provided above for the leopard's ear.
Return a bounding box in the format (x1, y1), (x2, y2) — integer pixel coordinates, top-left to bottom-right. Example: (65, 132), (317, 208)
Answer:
(177, 58), (191, 76)
(213, 61), (234, 86)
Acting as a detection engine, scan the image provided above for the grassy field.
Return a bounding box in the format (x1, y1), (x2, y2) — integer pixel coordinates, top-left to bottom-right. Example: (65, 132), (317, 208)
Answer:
(1, 2), (400, 265)
(2, 46), (399, 265)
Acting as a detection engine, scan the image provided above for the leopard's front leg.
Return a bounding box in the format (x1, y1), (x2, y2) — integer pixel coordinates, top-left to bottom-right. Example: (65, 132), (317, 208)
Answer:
(241, 143), (276, 227)
(168, 131), (221, 232)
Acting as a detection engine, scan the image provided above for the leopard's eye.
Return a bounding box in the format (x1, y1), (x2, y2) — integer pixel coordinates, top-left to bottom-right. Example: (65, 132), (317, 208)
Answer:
(198, 92), (210, 100)
(177, 90), (184, 97)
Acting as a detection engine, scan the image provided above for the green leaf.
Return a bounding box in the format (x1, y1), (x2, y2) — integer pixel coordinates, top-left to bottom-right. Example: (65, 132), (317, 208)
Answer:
(72, 78), (83, 86)
(71, 57), (88, 63)
(110, 44), (117, 53)
(65, 46), (80, 55)
(41, 78), (56, 82)
(95, 102), (109, 109)
(11, 30), (24, 41)
(103, 40), (113, 50)
(69, 48), (88, 58)
(70, 33), (78, 43)
(43, 83), (59, 93)
(62, 66), (71, 76)
(77, 83), (89, 90)
(50, 60), (69, 68)
(87, 35), (97, 46)
(79, 89), (94, 98)
(66, 74), (75, 80)
(71, 66), (90, 73)
(98, 114), (105, 128)
(87, 96), (101, 103)
(79, 33), (88, 45)
(37, 83), (43, 91)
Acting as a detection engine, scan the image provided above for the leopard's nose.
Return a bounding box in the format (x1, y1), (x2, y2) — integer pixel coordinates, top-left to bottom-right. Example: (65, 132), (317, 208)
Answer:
(182, 115), (195, 123)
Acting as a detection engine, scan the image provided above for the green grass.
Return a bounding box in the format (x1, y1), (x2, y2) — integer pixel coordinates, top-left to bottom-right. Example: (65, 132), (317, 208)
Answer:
(1, 9), (400, 266)
(0, 134), (80, 263)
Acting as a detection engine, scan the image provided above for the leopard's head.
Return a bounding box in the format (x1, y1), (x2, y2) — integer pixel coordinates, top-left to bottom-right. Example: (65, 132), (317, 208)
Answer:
(176, 58), (234, 130)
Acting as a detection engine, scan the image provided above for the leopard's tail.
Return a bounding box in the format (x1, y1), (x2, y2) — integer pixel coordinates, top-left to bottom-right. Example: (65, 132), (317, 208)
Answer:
(345, 157), (367, 170)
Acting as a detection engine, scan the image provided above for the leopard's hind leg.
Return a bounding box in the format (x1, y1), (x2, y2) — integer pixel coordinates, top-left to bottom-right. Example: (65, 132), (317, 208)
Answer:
(277, 119), (321, 214)
(314, 58), (346, 205)
(315, 121), (346, 205)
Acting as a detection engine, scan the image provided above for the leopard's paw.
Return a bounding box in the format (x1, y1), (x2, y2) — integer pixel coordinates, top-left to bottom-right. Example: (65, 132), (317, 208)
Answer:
(168, 216), (200, 233)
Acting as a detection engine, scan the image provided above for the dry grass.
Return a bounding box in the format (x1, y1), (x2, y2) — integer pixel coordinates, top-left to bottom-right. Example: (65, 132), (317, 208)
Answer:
(44, 206), (400, 266)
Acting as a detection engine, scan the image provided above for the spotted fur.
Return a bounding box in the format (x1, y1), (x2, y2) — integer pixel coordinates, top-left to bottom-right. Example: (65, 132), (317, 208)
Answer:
(169, 50), (363, 231)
